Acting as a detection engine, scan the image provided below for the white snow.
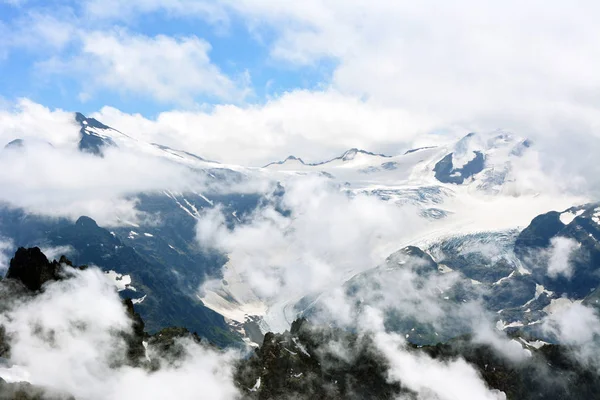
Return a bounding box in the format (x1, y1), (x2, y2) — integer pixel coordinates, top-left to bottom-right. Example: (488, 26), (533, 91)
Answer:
(132, 295), (147, 305)
(142, 341), (151, 361)
(543, 297), (582, 315)
(522, 284), (553, 308)
(496, 320), (524, 330)
(493, 270), (515, 285)
(518, 337), (548, 349)
(438, 264), (454, 274)
(105, 271), (132, 291)
(592, 208), (600, 225)
(292, 338), (310, 357)
(249, 377), (261, 392)
(195, 130), (587, 335)
(559, 209), (583, 225)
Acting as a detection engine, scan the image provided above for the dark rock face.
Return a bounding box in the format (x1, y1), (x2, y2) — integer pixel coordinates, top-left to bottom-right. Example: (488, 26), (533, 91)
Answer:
(0, 207), (237, 347)
(515, 204), (600, 298)
(434, 151), (485, 184)
(5, 248), (63, 292)
(236, 320), (403, 400)
(75, 112), (117, 156)
(514, 211), (565, 252)
(3, 139), (25, 150)
(122, 298), (147, 366)
(0, 327), (8, 359)
(146, 326), (204, 370)
(425, 336), (600, 400)
(237, 319), (600, 400)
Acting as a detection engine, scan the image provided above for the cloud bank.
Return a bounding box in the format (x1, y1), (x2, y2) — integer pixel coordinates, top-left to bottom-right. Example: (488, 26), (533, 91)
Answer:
(0, 267), (241, 399)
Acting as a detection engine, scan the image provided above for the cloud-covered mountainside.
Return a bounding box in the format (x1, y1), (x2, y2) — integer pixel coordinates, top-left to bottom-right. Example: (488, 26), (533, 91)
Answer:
(1, 112), (600, 399)
(1, 247), (599, 400)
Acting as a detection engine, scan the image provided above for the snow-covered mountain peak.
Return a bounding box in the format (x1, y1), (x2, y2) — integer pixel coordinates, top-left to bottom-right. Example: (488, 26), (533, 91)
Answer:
(339, 148), (390, 162)
(265, 148), (390, 170)
(264, 155), (308, 168)
(75, 112), (121, 156)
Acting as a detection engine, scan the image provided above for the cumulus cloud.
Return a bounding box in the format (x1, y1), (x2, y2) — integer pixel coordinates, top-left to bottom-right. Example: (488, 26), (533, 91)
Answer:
(51, 0), (592, 192)
(0, 141), (206, 226)
(41, 29), (249, 104)
(0, 267), (240, 399)
(543, 302), (600, 370)
(198, 176), (424, 307)
(3, 1), (600, 187)
(522, 236), (582, 280)
(38, 245), (75, 261)
(359, 307), (506, 400)
(0, 99), (80, 148)
(0, 100), (231, 226)
(92, 89), (439, 166)
(546, 237), (580, 279)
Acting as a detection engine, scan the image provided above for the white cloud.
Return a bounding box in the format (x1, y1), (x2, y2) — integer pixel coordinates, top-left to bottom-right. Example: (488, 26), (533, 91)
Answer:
(0, 142), (206, 226)
(0, 101), (220, 226)
(225, 0), (600, 115)
(11, 12), (76, 51)
(0, 99), (79, 148)
(0, 267), (241, 399)
(546, 237), (580, 279)
(198, 176), (424, 306)
(43, 29), (249, 104)
(523, 236), (581, 280)
(360, 307), (506, 400)
(543, 302), (600, 370)
(39, 245), (75, 262)
(94, 89), (443, 166)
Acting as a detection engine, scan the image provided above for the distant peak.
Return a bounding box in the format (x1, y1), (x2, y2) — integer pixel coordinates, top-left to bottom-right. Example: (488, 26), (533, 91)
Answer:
(4, 138), (25, 149)
(404, 146), (437, 155)
(75, 216), (99, 228)
(285, 155), (306, 163)
(75, 112), (110, 130)
(338, 148), (390, 162)
(263, 155), (307, 168)
(74, 112), (117, 156)
(3, 138), (54, 150)
(264, 148), (389, 168)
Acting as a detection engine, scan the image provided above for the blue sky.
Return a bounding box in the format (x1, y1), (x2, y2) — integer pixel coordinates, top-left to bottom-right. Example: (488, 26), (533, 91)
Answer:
(1, 0), (599, 165)
(0, 0), (335, 116)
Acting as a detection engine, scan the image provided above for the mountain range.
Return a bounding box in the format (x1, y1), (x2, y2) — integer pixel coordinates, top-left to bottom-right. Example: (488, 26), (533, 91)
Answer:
(0, 112), (598, 399)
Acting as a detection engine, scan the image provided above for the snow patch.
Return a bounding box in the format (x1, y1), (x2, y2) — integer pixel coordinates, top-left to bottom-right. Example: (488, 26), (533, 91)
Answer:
(543, 297), (582, 315)
(592, 208), (600, 225)
(249, 377), (261, 392)
(518, 337), (548, 349)
(559, 210), (581, 225)
(132, 295), (147, 305)
(496, 320), (524, 330)
(105, 270), (132, 291)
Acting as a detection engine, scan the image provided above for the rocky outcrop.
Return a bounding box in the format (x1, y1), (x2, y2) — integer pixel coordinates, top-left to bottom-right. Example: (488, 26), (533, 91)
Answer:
(236, 319), (404, 400)
(236, 319), (600, 400)
(4, 248), (83, 292)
